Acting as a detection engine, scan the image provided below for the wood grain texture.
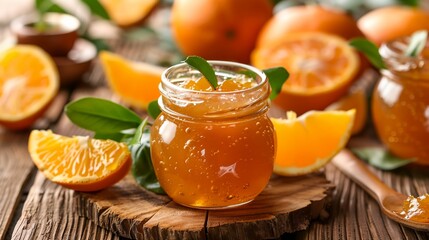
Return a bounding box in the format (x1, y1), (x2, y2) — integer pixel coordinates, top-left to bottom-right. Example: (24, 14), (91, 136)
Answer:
(75, 172), (334, 240)
(12, 172), (121, 240)
(0, 132), (34, 240)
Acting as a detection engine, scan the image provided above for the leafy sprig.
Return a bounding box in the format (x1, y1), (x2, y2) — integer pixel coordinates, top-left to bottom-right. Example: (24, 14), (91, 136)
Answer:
(65, 97), (164, 194)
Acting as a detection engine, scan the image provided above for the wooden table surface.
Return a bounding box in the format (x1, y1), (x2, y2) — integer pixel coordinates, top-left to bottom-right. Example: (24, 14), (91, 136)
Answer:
(1, 4), (429, 240)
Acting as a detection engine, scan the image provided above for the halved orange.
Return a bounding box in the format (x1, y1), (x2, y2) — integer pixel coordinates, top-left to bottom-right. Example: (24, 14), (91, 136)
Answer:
(252, 32), (360, 115)
(271, 110), (355, 176)
(28, 130), (131, 192)
(99, 51), (165, 109)
(326, 89), (367, 135)
(100, 0), (159, 27)
(0, 45), (59, 130)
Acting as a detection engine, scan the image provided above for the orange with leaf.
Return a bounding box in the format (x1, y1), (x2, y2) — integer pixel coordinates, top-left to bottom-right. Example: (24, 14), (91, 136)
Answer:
(0, 45), (59, 130)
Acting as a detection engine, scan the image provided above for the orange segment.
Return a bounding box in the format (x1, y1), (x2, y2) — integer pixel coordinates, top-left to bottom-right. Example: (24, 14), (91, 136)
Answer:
(100, 0), (159, 27)
(99, 51), (165, 109)
(326, 89), (367, 134)
(28, 130), (131, 192)
(252, 32), (359, 114)
(0, 45), (59, 130)
(271, 110), (355, 176)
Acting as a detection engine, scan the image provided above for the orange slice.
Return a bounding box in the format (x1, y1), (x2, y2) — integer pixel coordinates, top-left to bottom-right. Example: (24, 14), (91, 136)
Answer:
(326, 89), (367, 134)
(99, 51), (165, 109)
(0, 45), (59, 130)
(100, 0), (159, 27)
(28, 130), (131, 192)
(252, 32), (360, 115)
(271, 110), (355, 176)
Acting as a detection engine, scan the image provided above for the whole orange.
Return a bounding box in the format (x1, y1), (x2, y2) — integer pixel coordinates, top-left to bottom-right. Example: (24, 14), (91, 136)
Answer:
(171, 0), (273, 63)
(256, 5), (363, 48)
(358, 6), (429, 46)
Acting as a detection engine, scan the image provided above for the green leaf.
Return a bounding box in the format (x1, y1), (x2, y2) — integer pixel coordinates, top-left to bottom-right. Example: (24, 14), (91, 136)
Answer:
(349, 38), (386, 70)
(130, 119), (165, 194)
(94, 132), (125, 142)
(148, 100), (161, 119)
(184, 56), (218, 89)
(398, 0), (419, 7)
(351, 147), (415, 170)
(36, 0), (68, 15)
(65, 97), (142, 133)
(80, 0), (110, 20)
(263, 67), (289, 100)
(405, 30), (428, 57)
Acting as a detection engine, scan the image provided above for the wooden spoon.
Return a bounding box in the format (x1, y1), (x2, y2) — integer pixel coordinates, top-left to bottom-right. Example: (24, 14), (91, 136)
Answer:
(332, 149), (429, 231)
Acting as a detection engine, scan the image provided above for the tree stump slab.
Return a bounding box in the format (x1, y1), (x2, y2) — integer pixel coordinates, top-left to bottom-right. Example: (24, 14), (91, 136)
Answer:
(74, 172), (334, 240)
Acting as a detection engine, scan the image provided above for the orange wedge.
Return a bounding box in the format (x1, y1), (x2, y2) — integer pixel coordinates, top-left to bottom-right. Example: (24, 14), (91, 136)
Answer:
(0, 45), (59, 130)
(252, 32), (360, 115)
(100, 0), (159, 27)
(28, 130), (131, 192)
(326, 89), (367, 134)
(99, 51), (165, 109)
(271, 110), (355, 176)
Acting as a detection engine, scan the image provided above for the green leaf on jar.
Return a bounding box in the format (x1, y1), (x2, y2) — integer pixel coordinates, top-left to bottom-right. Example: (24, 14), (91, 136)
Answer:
(183, 56), (218, 89)
(405, 30), (428, 57)
(263, 67), (289, 100)
(349, 38), (386, 70)
(351, 147), (415, 170)
(130, 119), (165, 194)
(148, 100), (161, 119)
(65, 97), (142, 133)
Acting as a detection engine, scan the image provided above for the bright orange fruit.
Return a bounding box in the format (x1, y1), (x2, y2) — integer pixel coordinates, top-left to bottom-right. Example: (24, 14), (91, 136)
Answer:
(256, 5), (363, 48)
(326, 89), (367, 135)
(100, 0), (159, 27)
(358, 6), (429, 46)
(171, 0), (273, 63)
(28, 130), (131, 192)
(271, 110), (355, 176)
(252, 32), (360, 115)
(0, 45), (59, 130)
(99, 51), (165, 109)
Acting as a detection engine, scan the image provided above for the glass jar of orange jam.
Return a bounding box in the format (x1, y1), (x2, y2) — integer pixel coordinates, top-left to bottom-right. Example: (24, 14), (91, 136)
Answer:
(150, 61), (275, 209)
(372, 37), (429, 165)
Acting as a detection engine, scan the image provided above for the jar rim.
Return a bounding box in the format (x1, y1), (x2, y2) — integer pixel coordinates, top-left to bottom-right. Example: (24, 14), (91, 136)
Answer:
(161, 60), (268, 95)
(379, 36), (429, 61)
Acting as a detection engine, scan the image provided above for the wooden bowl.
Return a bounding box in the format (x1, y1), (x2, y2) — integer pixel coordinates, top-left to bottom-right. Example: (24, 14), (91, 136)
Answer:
(10, 13), (80, 56)
(53, 38), (97, 86)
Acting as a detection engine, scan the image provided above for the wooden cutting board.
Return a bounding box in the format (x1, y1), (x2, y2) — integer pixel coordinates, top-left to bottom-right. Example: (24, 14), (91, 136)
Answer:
(74, 172), (334, 240)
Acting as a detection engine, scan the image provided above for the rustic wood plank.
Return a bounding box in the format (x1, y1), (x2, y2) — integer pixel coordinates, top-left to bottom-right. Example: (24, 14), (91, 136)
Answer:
(0, 131), (34, 240)
(11, 172), (122, 240)
(74, 171), (333, 240)
(206, 174), (333, 240)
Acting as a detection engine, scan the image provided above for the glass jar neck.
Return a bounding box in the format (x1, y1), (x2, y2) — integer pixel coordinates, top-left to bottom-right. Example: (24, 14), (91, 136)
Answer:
(379, 36), (429, 82)
(158, 61), (270, 121)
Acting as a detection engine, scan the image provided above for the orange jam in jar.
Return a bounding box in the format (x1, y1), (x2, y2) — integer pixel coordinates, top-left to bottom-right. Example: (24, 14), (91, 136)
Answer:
(372, 37), (429, 165)
(150, 61), (275, 209)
